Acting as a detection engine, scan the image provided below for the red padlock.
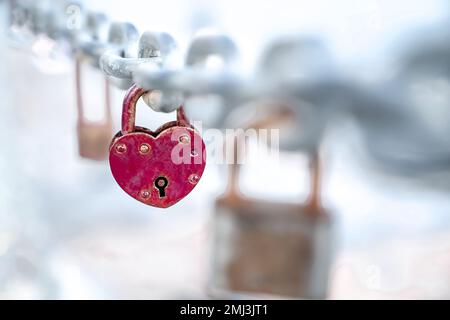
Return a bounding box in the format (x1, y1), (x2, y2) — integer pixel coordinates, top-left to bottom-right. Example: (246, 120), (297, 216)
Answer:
(109, 84), (206, 208)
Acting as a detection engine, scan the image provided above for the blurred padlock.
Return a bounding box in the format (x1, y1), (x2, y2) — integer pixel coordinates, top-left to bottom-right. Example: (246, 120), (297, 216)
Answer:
(210, 128), (332, 299)
(75, 55), (113, 160)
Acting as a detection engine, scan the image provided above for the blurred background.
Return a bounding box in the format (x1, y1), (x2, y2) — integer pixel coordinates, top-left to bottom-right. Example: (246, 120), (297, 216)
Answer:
(0, 0), (449, 299)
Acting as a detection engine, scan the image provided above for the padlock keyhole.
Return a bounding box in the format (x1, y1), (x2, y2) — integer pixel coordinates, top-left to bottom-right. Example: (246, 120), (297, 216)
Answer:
(154, 176), (168, 198)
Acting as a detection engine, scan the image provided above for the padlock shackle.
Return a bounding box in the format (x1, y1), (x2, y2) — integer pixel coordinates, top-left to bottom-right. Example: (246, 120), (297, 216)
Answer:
(224, 115), (324, 215)
(121, 84), (187, 134)
(225, 112), (293, 199)
(306, 150), (322, 212)
(75, 56), (112, 122)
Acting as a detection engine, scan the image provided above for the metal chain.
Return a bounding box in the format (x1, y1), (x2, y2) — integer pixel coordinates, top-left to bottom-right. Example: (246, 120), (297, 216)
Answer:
(5, 0), (450, 178)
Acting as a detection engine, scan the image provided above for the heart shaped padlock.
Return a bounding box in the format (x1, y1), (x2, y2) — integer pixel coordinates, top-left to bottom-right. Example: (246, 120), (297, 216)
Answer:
(109, 84), (206, 208)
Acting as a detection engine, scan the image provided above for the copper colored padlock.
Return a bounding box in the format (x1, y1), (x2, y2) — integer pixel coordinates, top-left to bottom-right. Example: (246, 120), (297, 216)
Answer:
(109, 84), (206, 208)
(75, 57), (113, 160)
(210, 128), (332, 299)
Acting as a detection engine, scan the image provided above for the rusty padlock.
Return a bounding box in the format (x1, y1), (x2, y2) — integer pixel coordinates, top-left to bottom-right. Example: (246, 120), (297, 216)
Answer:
(109, 84), (206, 208)
(75, 56), (113, 160)
(210, 129), (332, 299)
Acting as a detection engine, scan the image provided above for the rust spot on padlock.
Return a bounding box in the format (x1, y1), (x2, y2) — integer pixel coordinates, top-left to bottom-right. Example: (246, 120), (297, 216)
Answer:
(115, 143), (127, 154)
(191, 150), (199, 157)
(109, 84), (206, 208)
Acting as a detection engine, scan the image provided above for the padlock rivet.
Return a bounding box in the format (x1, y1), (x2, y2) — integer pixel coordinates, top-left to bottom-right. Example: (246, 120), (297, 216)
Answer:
(140, 190), (150, 199)
(179, 134), (190, 144)
(188, 174), (200, 185)
(115, 143), (127, 154)
(139, 143), (151, 154)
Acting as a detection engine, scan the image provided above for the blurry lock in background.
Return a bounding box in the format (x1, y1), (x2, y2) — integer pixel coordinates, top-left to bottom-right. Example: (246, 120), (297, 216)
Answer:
(75, 55), (113, 161)
(209, 118), (333, 299)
